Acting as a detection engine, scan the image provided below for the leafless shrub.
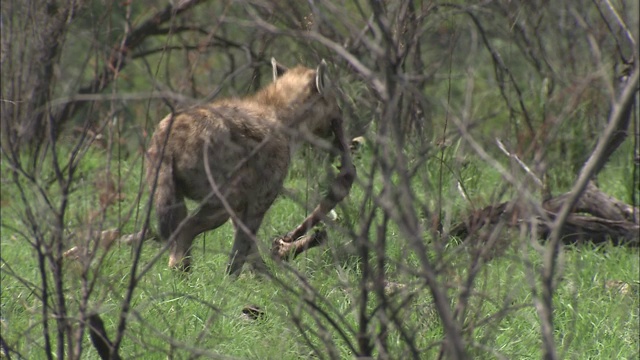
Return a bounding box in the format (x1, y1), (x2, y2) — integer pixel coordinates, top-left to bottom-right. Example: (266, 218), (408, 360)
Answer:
(1, 0), (637, 359)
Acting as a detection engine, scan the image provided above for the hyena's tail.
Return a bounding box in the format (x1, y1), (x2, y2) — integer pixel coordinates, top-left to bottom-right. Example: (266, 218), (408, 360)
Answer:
(147, 150), (186, 241)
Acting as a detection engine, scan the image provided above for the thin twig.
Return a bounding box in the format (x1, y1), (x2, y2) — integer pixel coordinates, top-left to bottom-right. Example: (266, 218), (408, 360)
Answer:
(541, 66), (638, 360)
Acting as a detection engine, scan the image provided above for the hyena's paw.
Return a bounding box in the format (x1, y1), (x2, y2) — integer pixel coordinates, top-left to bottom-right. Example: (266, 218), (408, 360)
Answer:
(168, 255), (192, 272)
(248, 258), (271, 277)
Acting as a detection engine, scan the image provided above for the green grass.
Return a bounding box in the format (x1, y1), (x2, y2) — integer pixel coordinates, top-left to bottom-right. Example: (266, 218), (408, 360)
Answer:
(1, 142), (638, 359)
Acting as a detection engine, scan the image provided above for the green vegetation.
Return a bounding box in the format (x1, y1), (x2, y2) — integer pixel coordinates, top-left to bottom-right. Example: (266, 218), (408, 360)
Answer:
(1, 144), (637, 359)
(2, 1), (638, 358)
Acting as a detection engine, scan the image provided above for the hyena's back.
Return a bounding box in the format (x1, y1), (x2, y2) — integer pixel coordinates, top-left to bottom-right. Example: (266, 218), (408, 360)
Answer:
(146, 102), (290, 243)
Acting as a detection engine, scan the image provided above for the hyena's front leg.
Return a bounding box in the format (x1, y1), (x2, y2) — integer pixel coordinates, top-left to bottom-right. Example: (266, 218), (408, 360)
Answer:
(227, 213), (268, 276)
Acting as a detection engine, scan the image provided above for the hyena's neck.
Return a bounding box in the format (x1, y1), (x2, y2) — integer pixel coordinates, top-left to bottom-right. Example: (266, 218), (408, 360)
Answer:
(245, 93), (305, 129)
(248, 91), (307, 129)
(251, 86), (287, 108)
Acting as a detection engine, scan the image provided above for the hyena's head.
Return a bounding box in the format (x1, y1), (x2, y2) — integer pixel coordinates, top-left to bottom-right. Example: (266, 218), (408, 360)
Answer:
(262, 58), (340, 140)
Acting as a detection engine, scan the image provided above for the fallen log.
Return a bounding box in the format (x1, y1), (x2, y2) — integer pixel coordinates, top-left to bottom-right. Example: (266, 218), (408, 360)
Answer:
(451, 182), (639, 246)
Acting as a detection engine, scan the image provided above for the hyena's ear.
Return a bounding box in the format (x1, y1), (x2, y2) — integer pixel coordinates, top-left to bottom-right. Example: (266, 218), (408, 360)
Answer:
(315, 59), (329, 95)
(271, 58), (288, 82)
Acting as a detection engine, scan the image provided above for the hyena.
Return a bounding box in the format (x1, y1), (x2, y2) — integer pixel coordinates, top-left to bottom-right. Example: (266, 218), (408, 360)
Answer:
(146, 59), (354, 275)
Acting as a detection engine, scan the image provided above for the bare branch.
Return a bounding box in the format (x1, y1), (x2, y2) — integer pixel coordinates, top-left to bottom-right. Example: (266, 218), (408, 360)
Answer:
(541, 65), (639, 360)
(50, 0), (207, 142)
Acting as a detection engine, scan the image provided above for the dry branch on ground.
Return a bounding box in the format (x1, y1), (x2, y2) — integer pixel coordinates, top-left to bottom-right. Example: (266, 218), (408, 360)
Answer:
(451, 181), (639, 246)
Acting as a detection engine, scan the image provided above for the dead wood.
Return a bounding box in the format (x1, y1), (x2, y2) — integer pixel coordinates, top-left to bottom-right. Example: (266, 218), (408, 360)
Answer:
(88, 313), (121, 360)
(241, 305), (266, 321)
(544, 181), (638, 223)
(451, 183), (639, 246)
(63, 229), (156, 262)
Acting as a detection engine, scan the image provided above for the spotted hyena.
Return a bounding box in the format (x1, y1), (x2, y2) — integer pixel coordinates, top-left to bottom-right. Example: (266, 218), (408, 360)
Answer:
(146, 59), (354, 275)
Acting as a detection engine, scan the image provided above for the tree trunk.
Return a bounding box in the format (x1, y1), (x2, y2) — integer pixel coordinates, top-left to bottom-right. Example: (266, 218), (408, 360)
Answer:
(1, 0), (82, 151)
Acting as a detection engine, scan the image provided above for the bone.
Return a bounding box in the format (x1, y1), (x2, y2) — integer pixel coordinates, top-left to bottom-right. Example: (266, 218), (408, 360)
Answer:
(271, 229), (328, 261)
(284, 118), (355, 242)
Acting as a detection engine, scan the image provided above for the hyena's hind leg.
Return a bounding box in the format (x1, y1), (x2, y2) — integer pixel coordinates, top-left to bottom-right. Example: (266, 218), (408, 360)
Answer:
(168, 204), (230, 271)
(163, 199), (188, 270)
(227, 212), (269, 276)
